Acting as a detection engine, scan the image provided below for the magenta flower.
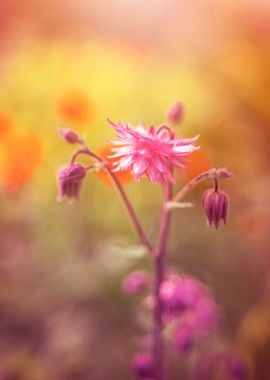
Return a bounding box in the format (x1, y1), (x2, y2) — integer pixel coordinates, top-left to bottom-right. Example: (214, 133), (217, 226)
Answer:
(109, 120), (199, 184)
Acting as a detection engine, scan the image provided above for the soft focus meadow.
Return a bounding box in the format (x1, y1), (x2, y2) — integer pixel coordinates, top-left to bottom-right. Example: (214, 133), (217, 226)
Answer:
(0, 1), (270, 379)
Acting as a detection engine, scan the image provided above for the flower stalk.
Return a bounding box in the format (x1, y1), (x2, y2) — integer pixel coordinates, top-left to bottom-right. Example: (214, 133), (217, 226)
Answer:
(153, 182), (173, 380)
(56, 105), (233, 380)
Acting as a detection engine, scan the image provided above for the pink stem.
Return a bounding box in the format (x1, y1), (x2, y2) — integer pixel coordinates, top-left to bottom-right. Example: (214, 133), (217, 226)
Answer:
(153, 182), (173, 380)
(70, 148), (154, 255)
(171, 170), (212, 204)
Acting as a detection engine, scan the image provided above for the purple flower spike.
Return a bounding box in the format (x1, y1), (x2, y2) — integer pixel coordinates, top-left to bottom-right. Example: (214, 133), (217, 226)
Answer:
(131, 352), (155, 379)
(165, 101), (184, 124)
(202, 188), (229, 229)
(109, 120), (199, 184)
(58, 128), (80, 144)
(57, 163), (86, 202)
(122, 270), (150, 295)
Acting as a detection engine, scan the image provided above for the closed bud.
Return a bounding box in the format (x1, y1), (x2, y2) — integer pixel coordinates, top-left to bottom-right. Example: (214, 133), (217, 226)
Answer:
(58, 128), (80, 144)
(165, 101), (184, 124)
(202, 188), (229, 229)
(57, 163), (86, 202)
(131, 352), (154, 379)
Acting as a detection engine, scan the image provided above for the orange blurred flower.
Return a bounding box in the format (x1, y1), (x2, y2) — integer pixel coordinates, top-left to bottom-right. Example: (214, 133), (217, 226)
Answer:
(1, 132), (43, 192)
(184, 147), (212, 180)
(0, 112), (14, 139)
(96, 143), (132, 186)
(58, 89), (95, 126)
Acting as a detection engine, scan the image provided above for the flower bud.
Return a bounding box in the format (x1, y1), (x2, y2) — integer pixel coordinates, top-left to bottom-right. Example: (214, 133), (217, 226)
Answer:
(57, 163), (86, 202)
(202, 188), (229, 229)
(58, 128), (80, 144)
(122, 270), (150, 295)
(165, 101), (184, 124)
(131, 352), (154, 379)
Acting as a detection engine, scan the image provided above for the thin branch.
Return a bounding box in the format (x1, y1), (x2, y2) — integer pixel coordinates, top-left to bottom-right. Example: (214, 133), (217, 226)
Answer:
(70, 147), (154, 255)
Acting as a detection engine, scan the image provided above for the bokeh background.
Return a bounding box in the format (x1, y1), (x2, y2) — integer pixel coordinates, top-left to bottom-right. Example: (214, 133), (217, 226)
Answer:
(0, 0), (270, 379)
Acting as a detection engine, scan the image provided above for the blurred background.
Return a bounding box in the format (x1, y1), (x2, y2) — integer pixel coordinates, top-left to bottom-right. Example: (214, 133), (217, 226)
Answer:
(0, 0), (270, 379)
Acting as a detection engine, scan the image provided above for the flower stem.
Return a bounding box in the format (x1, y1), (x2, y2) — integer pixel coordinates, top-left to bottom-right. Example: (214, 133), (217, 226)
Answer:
(170, 170), (212, 205)
(70, 148), (154, 254)
(153, 183), (173, 380)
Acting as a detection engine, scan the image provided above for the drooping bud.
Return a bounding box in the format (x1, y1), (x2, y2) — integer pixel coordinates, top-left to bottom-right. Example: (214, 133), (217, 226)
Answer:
(165, 101), (184, 125)
(131, 352), (154, 379)
(57, 128), (80, 144)
(202, 188), (229, 229)
(122, 270), (150, 295)
(57, 163), (86, 202)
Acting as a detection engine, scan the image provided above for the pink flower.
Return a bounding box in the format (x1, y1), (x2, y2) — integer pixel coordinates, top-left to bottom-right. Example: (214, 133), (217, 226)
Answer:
(108, 120), (199, 184)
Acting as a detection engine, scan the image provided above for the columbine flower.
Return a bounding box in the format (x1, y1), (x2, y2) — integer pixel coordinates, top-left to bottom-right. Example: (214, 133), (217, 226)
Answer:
(202, 188), (229, 229)
(109, 120), (199, 184)
(57, 163), (86, 202)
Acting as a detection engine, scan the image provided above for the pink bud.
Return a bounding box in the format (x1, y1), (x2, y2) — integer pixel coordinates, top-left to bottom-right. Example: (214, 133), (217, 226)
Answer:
(58, 128), (80, 144)
(122, 271), (150, 295)
(131, 352), (154, 379)
(165, 101), (184, 124)
(202, 188), (229, 229)
(216, 168), (234, 179)
(57, 163), (86, 202)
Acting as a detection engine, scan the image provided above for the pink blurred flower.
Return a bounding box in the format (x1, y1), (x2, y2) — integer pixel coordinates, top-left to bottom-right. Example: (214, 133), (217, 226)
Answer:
(109, 120), (199, 184)
(160, 275), (209, 317)
(131, 352), (154, 379)
(122, 270), (150, 295)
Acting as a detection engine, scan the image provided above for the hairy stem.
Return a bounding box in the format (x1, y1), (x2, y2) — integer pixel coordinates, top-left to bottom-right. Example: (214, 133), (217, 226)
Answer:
(153, 183), (173, 380)
(70, 148), (154, 254)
